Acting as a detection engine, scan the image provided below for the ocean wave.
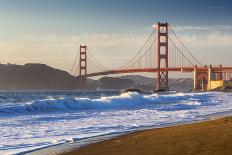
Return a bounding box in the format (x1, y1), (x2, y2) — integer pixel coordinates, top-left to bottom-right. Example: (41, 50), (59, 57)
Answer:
(0, 92), (210, 114)
(1, 91), (231, 155)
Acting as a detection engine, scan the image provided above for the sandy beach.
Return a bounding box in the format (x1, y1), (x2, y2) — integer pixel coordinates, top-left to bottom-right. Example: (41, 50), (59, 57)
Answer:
(63, 116), (232, 155)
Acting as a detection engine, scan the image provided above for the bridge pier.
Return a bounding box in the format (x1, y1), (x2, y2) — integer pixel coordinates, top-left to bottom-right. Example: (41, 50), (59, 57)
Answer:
(194, 65), (209, 91)
(217, 65), (223, 80)
(207, 65), (214, 90)
(194, 65), (226, 91)
(78, 77), (87, 90)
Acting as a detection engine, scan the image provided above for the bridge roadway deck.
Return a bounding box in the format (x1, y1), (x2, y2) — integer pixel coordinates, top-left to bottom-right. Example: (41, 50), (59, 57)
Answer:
(78, 67), (232, 78)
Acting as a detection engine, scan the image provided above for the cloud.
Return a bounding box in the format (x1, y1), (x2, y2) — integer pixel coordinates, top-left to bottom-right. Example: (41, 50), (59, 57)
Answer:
(0, 25), (232, 71)
(0, 32), (151, 70)
(171, 25), (232, 33)
(170, 25), (232, 47)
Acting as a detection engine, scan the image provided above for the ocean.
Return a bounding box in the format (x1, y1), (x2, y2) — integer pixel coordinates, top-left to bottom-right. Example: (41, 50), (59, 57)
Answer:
(0, 90), (232, 155)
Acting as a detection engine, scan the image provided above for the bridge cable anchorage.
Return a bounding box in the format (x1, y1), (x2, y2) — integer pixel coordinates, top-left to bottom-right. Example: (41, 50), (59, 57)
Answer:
(117, 25), (157, 70)
(86, 47), (111, 71)
(168, 36), (194, 67)
(124, 39), (157, 69)
(69, 47), (80, 76)
(168, 25), (203, 66)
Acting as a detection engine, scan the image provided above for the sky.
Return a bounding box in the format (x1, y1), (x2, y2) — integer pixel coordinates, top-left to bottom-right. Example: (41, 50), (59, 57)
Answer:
(0, 0), (232, 75)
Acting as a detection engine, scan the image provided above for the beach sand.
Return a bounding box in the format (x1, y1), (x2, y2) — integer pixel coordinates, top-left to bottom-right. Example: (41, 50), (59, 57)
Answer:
(63, 116), (232, 155)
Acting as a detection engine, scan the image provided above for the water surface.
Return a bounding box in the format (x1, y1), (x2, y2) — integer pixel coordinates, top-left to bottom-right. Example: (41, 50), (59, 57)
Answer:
(0, 91), (231, 154)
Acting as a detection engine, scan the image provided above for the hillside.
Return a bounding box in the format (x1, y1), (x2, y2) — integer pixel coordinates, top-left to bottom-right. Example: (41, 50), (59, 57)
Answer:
(0, 63), (193, 91)
(0, 63), (78, 90)
(120, 75), (193, 91)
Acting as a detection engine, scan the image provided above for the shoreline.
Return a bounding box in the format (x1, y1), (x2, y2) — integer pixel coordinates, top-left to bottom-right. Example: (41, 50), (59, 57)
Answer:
(23, 109), (232, 155)
(62, 115), (232, 155)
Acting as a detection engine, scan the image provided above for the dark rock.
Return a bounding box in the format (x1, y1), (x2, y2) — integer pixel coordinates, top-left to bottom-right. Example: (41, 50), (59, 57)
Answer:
(125, 88), (142, 93)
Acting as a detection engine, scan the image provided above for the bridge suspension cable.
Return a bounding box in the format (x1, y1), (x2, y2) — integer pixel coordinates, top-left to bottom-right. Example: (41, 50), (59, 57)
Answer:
(69, 47), (80, 76)
(168, 36), (194, 67)
(117, 25), (157, 69)
(124, 39), (157, 69)
(86, 47), (111, 71)
(70, 22), (206, 80)
(168, 25), (203, 66)
(73, 61), (80, 76)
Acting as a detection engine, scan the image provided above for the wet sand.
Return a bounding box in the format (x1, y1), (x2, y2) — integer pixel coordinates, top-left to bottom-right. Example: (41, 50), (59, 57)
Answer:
(63, 116), (232, 155)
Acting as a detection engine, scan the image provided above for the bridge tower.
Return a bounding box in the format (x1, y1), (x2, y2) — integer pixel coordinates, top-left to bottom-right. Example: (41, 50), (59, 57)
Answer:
(156, 22), (169, 91)
(78, 45), (87, 89)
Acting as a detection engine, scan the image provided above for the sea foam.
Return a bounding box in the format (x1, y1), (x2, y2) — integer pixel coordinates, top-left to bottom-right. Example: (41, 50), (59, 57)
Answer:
(0, 91), (232, 155)
(1, 92), (208, 113)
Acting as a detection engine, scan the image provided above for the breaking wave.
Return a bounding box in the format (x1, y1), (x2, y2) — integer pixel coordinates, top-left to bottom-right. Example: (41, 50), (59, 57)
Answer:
(0, 92), (212, 114)
(1, 91), (232, 155)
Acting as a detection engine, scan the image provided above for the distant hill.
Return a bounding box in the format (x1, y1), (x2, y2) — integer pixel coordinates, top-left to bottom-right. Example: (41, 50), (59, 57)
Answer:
(0, 63), (78, 90)
(99, 77), (134, 90)
(0, 63), (193, 91)
(120, 75), (193, 91)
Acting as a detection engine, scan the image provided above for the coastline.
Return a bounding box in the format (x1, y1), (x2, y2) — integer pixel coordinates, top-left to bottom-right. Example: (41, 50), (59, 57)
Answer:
(23, 109), (232, 155)
(62, 115), (232, 155)
(19, 90), (232, 155)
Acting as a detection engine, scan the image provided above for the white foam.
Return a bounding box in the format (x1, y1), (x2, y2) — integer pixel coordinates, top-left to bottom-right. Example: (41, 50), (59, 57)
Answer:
(0, 91), (232, 154)
(21, 92), (206, 112)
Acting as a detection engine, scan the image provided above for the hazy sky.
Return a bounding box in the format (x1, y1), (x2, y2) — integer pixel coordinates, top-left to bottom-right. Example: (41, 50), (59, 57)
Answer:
(0, 0), (232, 73)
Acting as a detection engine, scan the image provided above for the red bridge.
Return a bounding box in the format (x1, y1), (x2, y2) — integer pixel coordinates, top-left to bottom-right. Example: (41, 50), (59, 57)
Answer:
(70, 22), (232, 91)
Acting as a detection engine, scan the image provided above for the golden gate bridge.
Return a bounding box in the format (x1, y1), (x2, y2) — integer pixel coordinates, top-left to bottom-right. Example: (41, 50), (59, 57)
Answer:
(70, 22), (232, 91)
